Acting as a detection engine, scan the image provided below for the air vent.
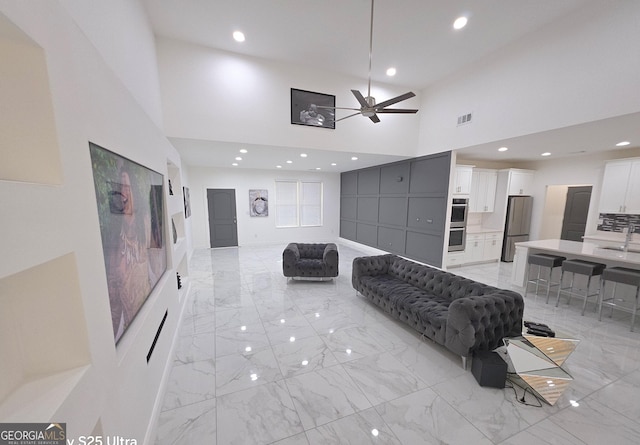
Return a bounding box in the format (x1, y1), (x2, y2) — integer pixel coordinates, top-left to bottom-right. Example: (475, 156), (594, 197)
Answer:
(457, 112), (473, 126)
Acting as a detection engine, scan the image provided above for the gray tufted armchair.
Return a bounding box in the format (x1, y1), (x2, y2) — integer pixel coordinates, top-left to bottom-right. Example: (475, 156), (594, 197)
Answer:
(282, 243), (339, 279)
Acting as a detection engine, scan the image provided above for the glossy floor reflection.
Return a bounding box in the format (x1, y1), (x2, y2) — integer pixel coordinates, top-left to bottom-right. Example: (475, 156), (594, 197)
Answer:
(155, 244), (640, 445)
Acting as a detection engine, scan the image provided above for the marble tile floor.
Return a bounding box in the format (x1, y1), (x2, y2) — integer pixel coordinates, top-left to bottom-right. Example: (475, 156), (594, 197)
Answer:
(155, 243), (640, 445)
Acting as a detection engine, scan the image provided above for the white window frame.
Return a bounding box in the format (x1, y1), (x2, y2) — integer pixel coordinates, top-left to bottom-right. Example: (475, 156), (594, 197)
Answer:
(275, 180), (323, 228)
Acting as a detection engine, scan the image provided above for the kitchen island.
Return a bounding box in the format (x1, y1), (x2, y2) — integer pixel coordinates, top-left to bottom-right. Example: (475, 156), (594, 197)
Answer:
(511, 239), (640, 288)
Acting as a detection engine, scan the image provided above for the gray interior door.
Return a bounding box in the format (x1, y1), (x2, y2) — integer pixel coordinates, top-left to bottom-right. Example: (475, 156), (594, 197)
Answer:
(207, 189), (238, 248)
(561, 186), (592, 241)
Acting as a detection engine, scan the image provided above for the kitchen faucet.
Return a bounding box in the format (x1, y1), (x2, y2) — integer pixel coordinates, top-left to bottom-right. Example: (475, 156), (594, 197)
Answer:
(624, 223), (636, 252)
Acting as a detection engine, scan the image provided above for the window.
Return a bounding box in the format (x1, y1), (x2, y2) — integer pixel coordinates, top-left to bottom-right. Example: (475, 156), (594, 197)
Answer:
(275, 180), (323, 228)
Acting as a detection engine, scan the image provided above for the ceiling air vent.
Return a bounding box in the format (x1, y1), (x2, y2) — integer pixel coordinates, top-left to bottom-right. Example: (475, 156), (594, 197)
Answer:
(457, 112), (473, 126)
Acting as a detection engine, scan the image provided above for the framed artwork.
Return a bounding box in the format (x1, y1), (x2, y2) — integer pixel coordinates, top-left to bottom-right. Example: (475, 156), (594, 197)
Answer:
(291, 88), (336, 129)
(249, 189), (269, 217)
(183, 186), (191, 218)
(89, 142), (167, 344)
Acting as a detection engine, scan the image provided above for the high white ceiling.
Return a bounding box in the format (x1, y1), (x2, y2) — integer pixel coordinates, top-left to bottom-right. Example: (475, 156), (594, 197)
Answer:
(143, 0), (640, 170)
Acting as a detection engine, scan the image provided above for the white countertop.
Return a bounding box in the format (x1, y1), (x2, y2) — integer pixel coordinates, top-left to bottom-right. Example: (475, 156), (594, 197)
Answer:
(466, 226), (503, 235)
(583, 232), (640, 247)
(514, 239), (640, 265)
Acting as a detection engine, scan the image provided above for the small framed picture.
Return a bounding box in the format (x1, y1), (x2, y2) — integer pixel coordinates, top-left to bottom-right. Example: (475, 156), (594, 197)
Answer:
(249, 189), (268, 217)
(291, 88), (336, 129)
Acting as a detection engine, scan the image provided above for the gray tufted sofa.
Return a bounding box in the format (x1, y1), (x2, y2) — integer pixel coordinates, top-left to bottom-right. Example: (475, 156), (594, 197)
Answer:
(283, 243), (339, 279)
(352, 254), (524, 367)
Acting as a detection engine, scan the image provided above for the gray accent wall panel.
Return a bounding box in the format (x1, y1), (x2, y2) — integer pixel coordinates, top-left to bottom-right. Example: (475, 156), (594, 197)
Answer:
(409, 155), (450, 194)
(356, 222), (377, 246)
(357, 169), (380, 194)
(340, 220), (356, 240)
(405, 231), (442, 265)
(407, 197), (446, 233)
(340, 151), (452, 268)
(357, 197), (379, 223)
(380, 163), (410, 194)
(378, 197), (408, 227)
(341, 171), (357, 195)
(341, 196), (357, 220)
(378, 226), (405, 254)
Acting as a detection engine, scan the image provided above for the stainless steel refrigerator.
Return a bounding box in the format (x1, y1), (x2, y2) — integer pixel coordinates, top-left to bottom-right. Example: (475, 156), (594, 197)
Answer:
(501, 196), (533, 262)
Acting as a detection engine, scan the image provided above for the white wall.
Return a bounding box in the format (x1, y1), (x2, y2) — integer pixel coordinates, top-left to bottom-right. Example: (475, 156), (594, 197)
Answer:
(188, 166), (340, 249)
(59, 0), (164, 128)
(0, 1), (182, 442)
(418, 1), (640, 155)
(156, 37), (420, 157)
(524, 148), (640, 241)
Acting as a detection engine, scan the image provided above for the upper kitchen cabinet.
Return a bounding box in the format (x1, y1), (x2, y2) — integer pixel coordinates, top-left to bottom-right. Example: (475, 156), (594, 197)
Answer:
(599, 158), (640, 214)
(470, 169), (497, 212)
(507, 169), (535, 195)
(452, 165), (473, 195)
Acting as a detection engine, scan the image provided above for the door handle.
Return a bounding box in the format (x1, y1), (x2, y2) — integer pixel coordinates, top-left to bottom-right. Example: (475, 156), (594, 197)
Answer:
(233, 219), (237, 224)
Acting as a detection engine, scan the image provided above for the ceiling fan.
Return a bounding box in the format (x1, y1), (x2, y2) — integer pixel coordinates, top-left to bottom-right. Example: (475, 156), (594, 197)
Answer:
(319, 0), (418, 123)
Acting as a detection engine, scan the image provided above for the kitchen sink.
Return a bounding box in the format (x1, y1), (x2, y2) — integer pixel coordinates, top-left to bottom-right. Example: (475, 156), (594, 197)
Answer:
(599, 246), (640, 254)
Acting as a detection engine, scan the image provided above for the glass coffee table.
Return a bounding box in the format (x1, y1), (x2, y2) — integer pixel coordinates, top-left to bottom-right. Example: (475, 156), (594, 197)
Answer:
(502, 332), (579, 405)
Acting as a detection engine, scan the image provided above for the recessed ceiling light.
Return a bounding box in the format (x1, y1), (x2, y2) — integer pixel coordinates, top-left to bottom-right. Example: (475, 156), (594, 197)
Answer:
(240, 149), (248, 153)
(233, 31), (245, 42)
(300, 153), (307, 158)
(616, 141), (630, 146)
(498, 147), (509, 152)
(331, 163), (337, 166)
(315, 167), (321, 170)
(286, 160), (293, 164)
(453, 16), (468, 30)
(235, 156), (242, 161)
(351, 156), (358, 161)
(386, 67), (396, 76)
(276, 165), (282, 168)
(541, 152), (551, 157)
(232, 163), (238, 166)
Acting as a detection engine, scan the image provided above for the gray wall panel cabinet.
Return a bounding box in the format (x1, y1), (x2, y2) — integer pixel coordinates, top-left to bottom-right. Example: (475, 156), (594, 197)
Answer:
(378, 226), (405, 254)
(405, 231), (443, 265)
(341, 171), (357, 195)
(380, 163), (410, 194)
(340, 220), (356, 240)
(341, 196), (357, 220)
(409, 155), (450, 195)
(356, 222), (378, 246)
(340, 151), (452, 268)
(407, 197), (446, 233)
(378, 197), (408, 227)
(357, 197), (379, 222)
(357, 169), (380, 194)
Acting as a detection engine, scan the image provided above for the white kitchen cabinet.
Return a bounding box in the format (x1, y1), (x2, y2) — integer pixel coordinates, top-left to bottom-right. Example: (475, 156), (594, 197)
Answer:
(599, 159), (640, 214)
(453, 165), (473, 195)
(465, 234), (485, 263)
(483, 233), (502, 261)
(446, 251), (467, 268)
(508, 169), (534, 195)
(470, 169), (497, 212)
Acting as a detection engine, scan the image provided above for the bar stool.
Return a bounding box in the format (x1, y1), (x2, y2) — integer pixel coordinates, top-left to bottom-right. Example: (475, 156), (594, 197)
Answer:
(598, 267), (640, 332)
(524, 253), (565, 302)
(555, 259), (606, 315)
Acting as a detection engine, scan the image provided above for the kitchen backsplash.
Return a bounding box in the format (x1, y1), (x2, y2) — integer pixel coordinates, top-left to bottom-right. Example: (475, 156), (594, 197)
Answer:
(597, 213), (640, 233)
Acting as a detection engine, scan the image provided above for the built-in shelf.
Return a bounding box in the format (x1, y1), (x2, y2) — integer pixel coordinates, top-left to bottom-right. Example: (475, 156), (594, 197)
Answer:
(0, 13), (62, 185)
(0, 253), (91, 420)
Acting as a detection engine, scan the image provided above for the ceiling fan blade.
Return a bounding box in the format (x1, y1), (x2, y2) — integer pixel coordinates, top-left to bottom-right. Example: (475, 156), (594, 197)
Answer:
(334, 112), (362, 122)
(374, 92), (416, 110)
(376, 108), (419, 114)
(351, 89), (370, 108)
(369, 114), (380, 123)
